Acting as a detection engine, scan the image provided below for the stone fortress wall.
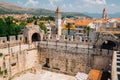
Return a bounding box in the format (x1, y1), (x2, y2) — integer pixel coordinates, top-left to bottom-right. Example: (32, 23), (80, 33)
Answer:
(37, 41), (113, 75)
(0, 33), (93, 49)
(0, 43), (39, 79)
(0, 31), (117, 79)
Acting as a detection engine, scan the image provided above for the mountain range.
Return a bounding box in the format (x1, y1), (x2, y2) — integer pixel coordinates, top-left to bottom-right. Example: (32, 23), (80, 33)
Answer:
(85, 12), (120, 18)
(0, 2), (90, 18)
(0, 2), (120, 18)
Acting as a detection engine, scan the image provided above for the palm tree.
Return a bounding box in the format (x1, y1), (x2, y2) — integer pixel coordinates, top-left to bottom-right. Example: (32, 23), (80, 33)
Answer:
(66, 23), (72, 35)
(84, 26), (92, 37)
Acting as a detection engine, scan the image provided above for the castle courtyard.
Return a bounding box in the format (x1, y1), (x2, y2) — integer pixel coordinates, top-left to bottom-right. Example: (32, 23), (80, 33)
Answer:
(13, 70), (75, 80)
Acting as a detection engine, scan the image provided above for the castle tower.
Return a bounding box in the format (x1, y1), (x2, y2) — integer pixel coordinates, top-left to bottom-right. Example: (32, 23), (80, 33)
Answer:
(102, 8), (108, 19)
(56, 6), (62, 36)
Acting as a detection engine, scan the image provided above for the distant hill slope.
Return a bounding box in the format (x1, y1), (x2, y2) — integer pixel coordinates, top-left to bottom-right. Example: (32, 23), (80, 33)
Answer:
(85, 12), (120, 18)
(0, 2), (90, 17)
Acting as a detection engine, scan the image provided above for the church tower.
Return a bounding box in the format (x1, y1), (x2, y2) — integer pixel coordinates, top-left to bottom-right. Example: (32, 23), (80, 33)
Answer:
(56, 6), (62, 36)
(102, 8), (108, 19)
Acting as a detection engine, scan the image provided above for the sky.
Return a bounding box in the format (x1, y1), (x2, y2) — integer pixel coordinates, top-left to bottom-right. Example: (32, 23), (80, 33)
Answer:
(0, 0), (120, 14)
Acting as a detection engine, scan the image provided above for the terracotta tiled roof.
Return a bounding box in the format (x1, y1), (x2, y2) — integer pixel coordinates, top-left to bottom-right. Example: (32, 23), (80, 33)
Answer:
(26, 23), (33, 26)
(94, 18), (108, 23)
(65, 19), (91, 27)
(66, 19), (75, 23)
(88, 69), (102, 80)
(75, 19), (91, 26)
(112, 18), (120, 22)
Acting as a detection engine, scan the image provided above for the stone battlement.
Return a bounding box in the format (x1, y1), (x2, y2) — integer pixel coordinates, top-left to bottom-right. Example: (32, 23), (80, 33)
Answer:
(0, 35), (24, 44)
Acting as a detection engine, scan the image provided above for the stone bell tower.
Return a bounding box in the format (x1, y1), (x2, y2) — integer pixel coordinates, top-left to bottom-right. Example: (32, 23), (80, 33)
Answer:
(102, 8), (108, 19)
(56, 6), (62, 36)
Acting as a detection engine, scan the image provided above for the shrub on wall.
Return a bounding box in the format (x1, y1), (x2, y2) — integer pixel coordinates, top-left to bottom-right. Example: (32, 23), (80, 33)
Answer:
(0, 53), (3, 57)
(0, 69), (7, 76)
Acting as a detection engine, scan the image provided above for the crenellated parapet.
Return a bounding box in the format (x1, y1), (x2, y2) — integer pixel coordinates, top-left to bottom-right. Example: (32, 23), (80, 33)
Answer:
(0, 35), (24, 44)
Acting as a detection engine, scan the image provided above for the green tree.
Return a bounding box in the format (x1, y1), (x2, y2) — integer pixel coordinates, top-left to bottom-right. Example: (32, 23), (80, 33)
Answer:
(0, 18), (7, 37)
(4, 16), (14, 24)
(39, 16), (45, 21)
(39, 23), (47, 34)
(4, 16), (17, 36)
(19, 20), (26, 29)
(47, 16), (55, 21)
(17, 20), (26, 34)
(6, 23), (17, 36)
(66, 23), (72, 35)
(0, 16), (26, 37)
(27, 17), (34, 23)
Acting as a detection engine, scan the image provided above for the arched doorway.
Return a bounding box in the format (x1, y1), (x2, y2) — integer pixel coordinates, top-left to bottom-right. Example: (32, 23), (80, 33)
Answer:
(32, 33), (41, 42)
(101, 40), (116, 50)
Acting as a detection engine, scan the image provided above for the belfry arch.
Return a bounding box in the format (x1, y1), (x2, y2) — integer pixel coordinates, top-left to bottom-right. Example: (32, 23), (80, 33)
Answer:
(94, 32), (119, 50)
(32, 33), (41, 42)
(101, 40), (117, 50)
(23, 25), (44, 43)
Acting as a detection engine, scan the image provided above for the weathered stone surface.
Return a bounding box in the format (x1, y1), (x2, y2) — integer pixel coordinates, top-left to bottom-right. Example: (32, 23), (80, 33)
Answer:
(9, 36), (16, 43)
(38, 48), (89, 75)
(0, 37), (7, 44)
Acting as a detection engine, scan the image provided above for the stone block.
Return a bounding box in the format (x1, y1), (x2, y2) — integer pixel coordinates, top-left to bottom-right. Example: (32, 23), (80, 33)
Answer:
(18, 35), (24, 42)
(9, 36), (16, 43)
(75, 36), (80, 42)
(0, 37), (7, 44)
(59, 35), (65, 41)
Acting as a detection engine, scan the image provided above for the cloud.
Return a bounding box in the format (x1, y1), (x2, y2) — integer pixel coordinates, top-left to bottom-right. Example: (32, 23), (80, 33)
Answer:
(61, 3), (73, 11)
(62, 4), (67, 8)
(96, 0), (106, 5)
(68, 4), (73, 8)
(17, 1), (23, 6)
(110, 4), (116, 7)
(84, 0), (106, 5)
(16, 0), (119, 14)
(25, 0), (39, 7)
(48, 0), (62, 6)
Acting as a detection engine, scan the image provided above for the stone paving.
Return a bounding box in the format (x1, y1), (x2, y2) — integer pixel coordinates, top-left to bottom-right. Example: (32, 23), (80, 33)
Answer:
(13, 70), (75, 80)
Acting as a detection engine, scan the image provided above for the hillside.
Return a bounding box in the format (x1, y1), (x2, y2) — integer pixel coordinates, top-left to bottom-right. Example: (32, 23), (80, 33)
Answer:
(0, 2), (90, 17)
